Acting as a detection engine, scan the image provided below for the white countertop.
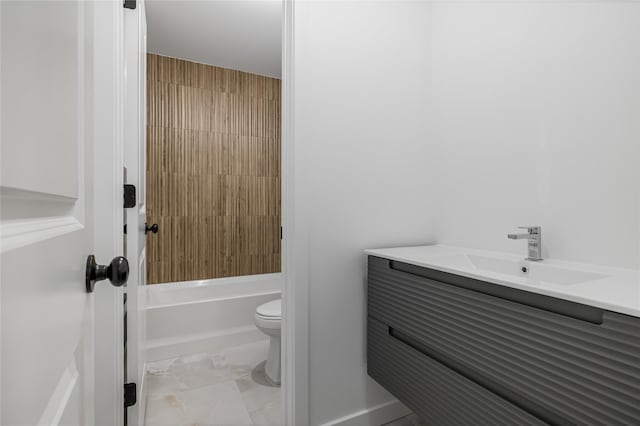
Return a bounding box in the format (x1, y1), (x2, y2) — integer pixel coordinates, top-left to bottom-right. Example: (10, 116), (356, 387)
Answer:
(365, 244), (640, 318)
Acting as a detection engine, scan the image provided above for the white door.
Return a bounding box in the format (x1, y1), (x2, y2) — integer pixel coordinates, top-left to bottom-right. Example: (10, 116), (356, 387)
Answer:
(123, 2), (148, 425)
(1, 1), (102, 425)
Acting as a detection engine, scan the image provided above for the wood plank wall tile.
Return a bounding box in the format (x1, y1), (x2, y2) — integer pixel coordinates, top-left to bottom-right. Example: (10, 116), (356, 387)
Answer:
(146, 54), (281, 284)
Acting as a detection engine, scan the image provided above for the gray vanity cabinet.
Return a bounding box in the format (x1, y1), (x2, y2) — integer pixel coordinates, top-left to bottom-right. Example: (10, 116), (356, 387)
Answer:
(366, 256), (640, 426)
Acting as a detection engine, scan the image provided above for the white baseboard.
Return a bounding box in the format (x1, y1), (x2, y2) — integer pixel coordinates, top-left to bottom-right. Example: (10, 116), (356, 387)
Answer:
(319, 400), (411, 426)
(145, 325), (266, 362)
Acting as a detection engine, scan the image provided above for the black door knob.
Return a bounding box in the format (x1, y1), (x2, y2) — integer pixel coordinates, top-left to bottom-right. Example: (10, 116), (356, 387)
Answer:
(85, 255), (129, 293)
(145, 223), (159, 234)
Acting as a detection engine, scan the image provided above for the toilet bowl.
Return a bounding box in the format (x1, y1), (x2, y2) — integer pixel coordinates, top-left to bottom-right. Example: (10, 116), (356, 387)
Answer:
(254, 298), (281, 385)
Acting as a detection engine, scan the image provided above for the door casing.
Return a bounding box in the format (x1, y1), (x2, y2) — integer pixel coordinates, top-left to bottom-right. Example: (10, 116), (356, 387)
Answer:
(123, 1), (148, 424)
(89, 2), (307, 425)
(281, 1), (308, 425)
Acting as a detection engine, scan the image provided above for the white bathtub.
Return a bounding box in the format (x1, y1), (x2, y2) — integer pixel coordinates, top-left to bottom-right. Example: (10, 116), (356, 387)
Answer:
(145, 273), (282, 361)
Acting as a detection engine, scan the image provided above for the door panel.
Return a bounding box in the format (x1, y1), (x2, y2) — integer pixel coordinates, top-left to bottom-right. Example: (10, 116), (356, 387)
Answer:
(1, 1), (80, 197)
(1, 1), (95, 424)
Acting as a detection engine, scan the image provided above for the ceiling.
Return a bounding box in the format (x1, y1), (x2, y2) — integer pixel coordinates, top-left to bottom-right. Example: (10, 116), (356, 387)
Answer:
(146, 0), (282, 78)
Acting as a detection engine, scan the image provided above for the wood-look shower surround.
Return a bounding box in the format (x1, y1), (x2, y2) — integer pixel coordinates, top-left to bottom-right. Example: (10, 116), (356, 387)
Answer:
(146, 54), (281, 284)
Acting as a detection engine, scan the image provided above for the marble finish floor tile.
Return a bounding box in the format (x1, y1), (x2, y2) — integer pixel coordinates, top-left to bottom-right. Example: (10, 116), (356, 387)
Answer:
(145, 381), (252, 426)
(145, 349), (259, 395)
(248, 401), (282, 426)
(145, 393), (186, 426)
(144, 339), (282, 426)
(181, 381), (253, 426)
(236, 362), (280, 413)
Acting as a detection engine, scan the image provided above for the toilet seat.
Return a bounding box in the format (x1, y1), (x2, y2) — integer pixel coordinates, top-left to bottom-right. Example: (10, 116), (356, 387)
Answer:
(255, 299), (281, 331)
(254, 315), (280, 330)
(256, 299), (281, 319)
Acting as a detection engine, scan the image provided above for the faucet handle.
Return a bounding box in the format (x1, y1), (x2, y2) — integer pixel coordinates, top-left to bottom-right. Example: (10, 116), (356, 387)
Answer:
(518, 226), (541, 234)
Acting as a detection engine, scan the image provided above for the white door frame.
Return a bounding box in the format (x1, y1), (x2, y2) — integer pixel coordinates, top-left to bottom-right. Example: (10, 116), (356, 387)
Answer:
(281, 1), (309, 425)
(89, 1), (308, 425)
(123, 1), (148, 424)
(92, 1), (126, 425)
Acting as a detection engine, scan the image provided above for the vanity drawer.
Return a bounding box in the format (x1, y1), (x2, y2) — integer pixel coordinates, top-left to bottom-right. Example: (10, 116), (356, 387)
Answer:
(368, 317), (547, 426)
(367, 256), (640, 425)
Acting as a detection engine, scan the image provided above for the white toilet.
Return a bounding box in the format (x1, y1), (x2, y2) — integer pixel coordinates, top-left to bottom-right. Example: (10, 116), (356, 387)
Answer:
(254, 298), (282, 385)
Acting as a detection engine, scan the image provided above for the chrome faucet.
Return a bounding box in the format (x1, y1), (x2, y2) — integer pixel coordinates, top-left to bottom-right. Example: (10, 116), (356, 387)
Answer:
(508, 226), (542, 261)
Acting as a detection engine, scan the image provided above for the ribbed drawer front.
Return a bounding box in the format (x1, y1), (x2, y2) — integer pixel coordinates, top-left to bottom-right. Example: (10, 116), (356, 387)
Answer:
(367, 256), (640, 426)
(368, 317), (548, 426)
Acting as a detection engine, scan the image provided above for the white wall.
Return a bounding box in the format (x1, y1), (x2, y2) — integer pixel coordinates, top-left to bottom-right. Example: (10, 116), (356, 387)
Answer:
(295, 1), (640, 424)
(294, 2), (434, 424)
(429, 1), (640, 269)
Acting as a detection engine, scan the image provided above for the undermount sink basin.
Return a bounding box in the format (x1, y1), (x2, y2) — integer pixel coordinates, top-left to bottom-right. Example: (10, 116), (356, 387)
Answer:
(468, 255), (607, 285)
(433, 253), (607, 285)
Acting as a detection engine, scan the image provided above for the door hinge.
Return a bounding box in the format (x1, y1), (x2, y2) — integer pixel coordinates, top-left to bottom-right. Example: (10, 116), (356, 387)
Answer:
(280, 226), (283, 240)
(123, 0), (136, 10)
(124, 185), (136, 208)
(124, 382), (137, 407)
